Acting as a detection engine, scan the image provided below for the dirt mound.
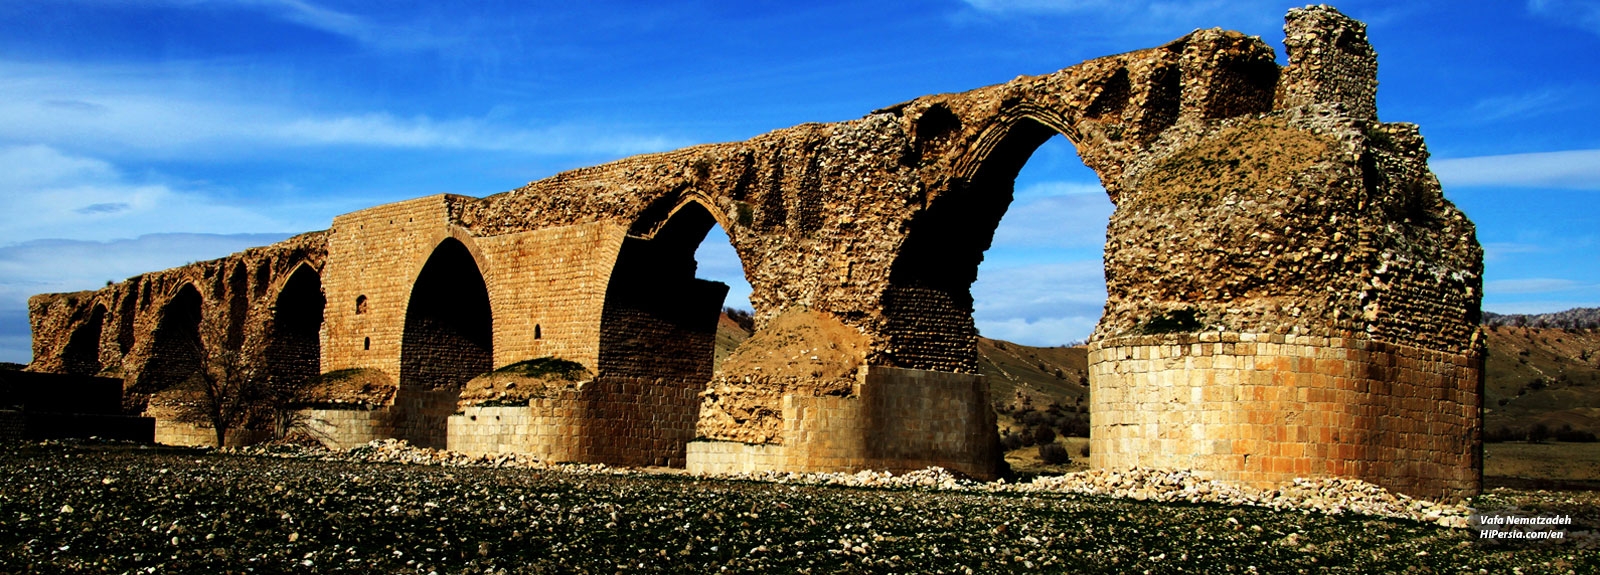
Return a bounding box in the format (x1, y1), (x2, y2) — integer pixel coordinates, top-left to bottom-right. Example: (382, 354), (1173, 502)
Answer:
(457, 358), (592, 408)
(300, 368), (396, 407)
(697, 308), (868, 444)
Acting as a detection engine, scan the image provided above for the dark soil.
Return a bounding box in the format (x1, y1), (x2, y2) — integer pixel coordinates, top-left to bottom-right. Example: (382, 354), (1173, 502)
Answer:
(0, 442), (1592, 574)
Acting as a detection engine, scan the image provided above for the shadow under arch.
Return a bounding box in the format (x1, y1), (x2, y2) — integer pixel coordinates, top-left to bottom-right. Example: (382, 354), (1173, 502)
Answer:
(62, 303), (108, 376)
(590, 197), (733, 467)
(401, 237), (493, 392)
(396, 237), (493, 448)
(135, 284), (204, 394)
(882, 116), (1091, 372)
(262, 263), (325, 400)
(599, 198), (732, 380)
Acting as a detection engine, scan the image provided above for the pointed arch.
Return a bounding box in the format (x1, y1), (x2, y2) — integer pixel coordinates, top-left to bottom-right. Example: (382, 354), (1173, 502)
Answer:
(600, 198), (731, 380)
(881, 116), (1078, 371)
(401, 238), (493, 391)
(136, 284), (204, 393)
(263, 263), (325, 395)
(61, 304), (107, 375)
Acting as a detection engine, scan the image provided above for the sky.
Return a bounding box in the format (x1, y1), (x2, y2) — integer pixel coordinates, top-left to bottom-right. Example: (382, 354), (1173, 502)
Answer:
(1, 0), (1597, 364)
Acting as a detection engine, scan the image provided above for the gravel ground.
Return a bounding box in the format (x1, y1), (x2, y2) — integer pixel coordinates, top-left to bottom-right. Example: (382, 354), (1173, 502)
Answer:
(1, 441), (1595, 574)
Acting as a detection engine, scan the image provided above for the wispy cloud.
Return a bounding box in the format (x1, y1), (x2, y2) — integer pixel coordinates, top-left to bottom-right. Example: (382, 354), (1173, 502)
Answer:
(103, 0), (458, 52)
(962, 0), (1131, 14)
(1482, 300), (1600, 315)
(240, 0), (371, 40)
(1528, 0), (1600, 37)
(973, 261), (1107, 345)
(1483, 242), (1544, 262)
(0, 146), (315, 245)
(0, 60), (687, 160)
(694, 226), (753, 310)
(957, 0), (1282, 31)
(991, 191), (1114, 250)
(1432, 149), (1600, 190)
(1015, 180), (1105, 198)
(1468, 89), (1573, 123)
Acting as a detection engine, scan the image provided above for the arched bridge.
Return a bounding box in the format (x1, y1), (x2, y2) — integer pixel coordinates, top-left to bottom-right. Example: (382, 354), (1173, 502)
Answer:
(28, 6), (1483, 500)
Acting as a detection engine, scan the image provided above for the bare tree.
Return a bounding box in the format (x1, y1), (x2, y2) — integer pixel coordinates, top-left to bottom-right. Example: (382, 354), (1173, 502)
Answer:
(167, 321), (267, 447)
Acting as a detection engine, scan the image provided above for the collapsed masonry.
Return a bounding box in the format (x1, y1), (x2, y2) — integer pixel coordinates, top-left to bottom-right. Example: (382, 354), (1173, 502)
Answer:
(26, 6), (1483, 499)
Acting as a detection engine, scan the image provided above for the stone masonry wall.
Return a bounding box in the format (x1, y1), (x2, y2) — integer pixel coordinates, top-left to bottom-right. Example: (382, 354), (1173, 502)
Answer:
(1090, 332), (1479, 499)
(687, 366), (1000, 479)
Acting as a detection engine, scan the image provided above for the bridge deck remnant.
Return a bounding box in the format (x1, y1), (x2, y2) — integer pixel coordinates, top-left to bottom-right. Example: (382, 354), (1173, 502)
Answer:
(28, 6), (1482, 499)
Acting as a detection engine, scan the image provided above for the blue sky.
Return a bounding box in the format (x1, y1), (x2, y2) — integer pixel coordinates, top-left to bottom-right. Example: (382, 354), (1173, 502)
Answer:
(2, 0), (1597, 364)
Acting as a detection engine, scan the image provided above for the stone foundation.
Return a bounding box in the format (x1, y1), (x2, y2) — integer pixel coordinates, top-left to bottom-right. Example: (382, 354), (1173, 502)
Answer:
(688, 367), (1001, 479)
(1089, 332), (1481, 500)
(153, 419), (270, 448)
(301, 407), (394, 450)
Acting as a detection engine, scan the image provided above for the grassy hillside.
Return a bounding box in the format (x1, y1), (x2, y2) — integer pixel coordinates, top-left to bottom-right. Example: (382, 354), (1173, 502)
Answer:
(1482, 325), (1600, 441)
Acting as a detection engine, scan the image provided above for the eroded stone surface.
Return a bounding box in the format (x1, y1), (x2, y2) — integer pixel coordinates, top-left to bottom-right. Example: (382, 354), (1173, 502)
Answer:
(25, 6), (1483, 497)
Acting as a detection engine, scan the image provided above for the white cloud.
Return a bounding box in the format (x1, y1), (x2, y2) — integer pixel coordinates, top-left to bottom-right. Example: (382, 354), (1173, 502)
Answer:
(0, 60), (687, 159)
(977, 315), (1101, 346)
(1015, 180), (1105, 198)
(962, 0), (1127, 14)
(958, 0), (1281, 29)
(0, 146), (321, 245)
(991, 193), (1113, 250)
(1482, 242), (1544, 262)
(1432, 149), (1600, 190)
(1469, 89), (1572, 123)
(243, 0), (372, 41)
(1482, 300), (1600, 315)
(694, 226), (754, 310)
(973, 260), (1107, 345)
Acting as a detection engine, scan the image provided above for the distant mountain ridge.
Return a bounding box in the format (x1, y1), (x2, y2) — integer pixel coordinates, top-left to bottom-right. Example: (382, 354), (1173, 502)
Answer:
(1483, 308), (1600, 330)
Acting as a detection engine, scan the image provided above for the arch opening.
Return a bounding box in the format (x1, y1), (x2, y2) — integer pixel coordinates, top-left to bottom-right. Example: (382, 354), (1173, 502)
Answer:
(593, 199), (741, 467)
(971, 133), (1112, 454)
(263, 265), (325, 404)
(888, 118), (1113, 465)
(599, 200), (735, 381)
(137, 284), (204, 394)
(225, 263), (249, 350)
(61, 304), (107, 375)
(401, 238), (493, 392)
(883, 118), (1084, 372)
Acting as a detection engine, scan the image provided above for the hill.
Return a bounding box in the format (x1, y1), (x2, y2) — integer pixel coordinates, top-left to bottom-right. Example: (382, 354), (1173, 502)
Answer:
(1483, 307), (1600, 330)
(1482, 325), (1600, 441)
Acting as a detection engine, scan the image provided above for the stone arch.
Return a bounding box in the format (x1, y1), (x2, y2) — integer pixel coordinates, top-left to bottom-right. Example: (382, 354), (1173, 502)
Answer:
(587, 197), (734, 467)
(135, 284), (204, 394)
(400, 237), (493, 392)
(262, 263), (325, 397)
(225, 262), (249, 349)
(599, 198), (732, 380)
(61, 303), (107, 375)
(881, 115), (1080, 372)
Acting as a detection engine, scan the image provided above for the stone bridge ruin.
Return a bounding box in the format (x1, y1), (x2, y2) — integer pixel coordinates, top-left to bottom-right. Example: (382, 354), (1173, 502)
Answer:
(27, 6), (1483, 500)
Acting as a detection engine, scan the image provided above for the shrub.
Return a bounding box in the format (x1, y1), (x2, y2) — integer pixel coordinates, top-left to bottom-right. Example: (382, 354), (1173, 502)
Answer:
(1556, 429), (1598, 443)
(493, 357), (589, 380)
(999, 431), (1025, 452)
(1528, 423), (1551, 443)
(1483, 426), (1514, 443)
(1033, 425), (1057, 446)
(1038, 442), (1072, 465)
